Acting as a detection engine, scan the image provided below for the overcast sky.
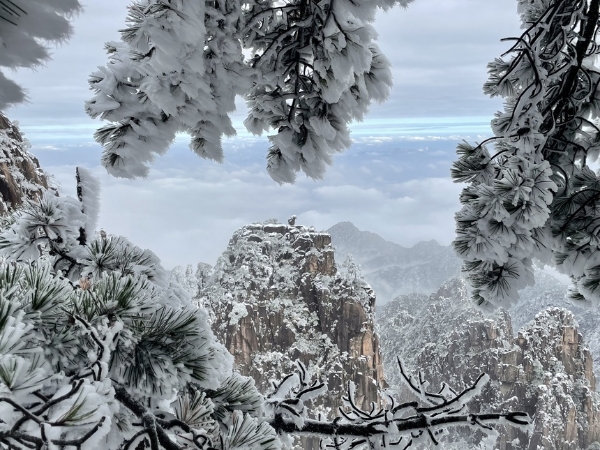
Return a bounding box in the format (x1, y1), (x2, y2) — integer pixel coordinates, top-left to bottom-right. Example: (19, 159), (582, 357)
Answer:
(5, 0), (522, 269)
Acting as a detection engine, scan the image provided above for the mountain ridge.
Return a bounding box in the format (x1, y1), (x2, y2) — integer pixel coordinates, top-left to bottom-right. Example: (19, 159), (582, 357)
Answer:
(377, 279), (600, 449)
(326, 221), (600, 380)
(327, 221), (461, 303)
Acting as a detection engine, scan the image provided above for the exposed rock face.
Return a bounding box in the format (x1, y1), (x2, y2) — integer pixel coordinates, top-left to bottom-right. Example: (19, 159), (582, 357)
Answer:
(0, 113), (48, 215)
(511, 271), (600, 382)
(377, 279), (600, 449)
(201, 222), (385, 445)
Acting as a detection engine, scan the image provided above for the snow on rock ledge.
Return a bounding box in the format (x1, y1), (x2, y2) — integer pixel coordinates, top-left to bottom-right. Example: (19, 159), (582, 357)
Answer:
(0, 113), (49, 215)
(201, 221), (385, 438)
(378, 279), (600, 449)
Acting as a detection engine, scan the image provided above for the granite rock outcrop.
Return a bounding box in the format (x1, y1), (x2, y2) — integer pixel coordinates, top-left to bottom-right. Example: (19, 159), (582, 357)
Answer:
(0, 113), (48, 216)
(200, 222), (385, 439)
(378, 279), (600, 449)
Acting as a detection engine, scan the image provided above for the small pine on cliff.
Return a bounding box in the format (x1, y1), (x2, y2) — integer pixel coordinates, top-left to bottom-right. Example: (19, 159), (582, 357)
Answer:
(199, 221), (385, 421)
(0, 113), (49, 216)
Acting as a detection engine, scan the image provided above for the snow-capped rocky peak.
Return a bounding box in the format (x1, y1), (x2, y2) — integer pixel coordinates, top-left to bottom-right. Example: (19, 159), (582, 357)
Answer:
(200, 220), (385, 447)
(377, 279), (600, 449)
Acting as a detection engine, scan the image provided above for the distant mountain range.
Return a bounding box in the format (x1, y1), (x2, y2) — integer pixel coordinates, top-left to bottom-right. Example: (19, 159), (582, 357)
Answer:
(327, 221), (600, 379)
(327, 222), (461, 303)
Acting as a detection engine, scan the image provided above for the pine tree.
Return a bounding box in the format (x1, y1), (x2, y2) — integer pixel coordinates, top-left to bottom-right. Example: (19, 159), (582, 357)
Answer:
(86, 0), (412, 182)
(0, 170), (278, 450)
(452, 0), (600, 309)
(0, 0), (82, 109)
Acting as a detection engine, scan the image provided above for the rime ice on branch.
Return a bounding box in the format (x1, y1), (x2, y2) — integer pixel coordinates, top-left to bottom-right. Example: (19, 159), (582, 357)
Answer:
(86, 0), (251, 178)
(0, 171), (272, 450)
(266, 361), (530, 450)
(452, 0), (600, 309)
(86, 0), (413, 182)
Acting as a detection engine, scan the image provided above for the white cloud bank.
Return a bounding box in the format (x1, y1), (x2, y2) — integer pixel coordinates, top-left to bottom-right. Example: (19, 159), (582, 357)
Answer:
(45, 143), (464, 269)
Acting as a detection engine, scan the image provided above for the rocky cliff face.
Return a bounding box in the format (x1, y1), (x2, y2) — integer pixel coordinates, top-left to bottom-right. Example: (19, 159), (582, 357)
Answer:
(0, 113), (48, 216)
(378, 279), (600, 449)
(511, 271), (600, 381)
(200, 222), (385, 434)
(328, 221), (600, 382)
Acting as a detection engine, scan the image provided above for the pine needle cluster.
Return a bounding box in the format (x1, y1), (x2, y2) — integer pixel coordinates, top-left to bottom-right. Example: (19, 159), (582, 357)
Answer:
(452, 0), (600, 308)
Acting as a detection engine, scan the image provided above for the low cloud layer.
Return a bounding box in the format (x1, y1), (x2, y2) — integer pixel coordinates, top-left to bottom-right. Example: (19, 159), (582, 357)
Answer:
(43, 137), (464, 269)
(4, 0), (524, 269)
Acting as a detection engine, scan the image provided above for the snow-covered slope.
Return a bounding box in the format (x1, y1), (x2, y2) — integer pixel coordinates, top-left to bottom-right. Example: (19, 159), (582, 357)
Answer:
(377, 280), (600, 449)
(0, 113), (49, 216)
(327, 222), (461, 303)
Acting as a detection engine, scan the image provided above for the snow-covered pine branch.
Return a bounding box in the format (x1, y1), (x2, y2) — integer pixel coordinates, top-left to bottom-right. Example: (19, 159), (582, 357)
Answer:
(0, 172), (275, 450)
(86, 1), (206, 178)
(76, 166), (101, 245)
(0, 255), (278, 450)
(452, 0), (600, 309)
(85, 0), (253, 178)
(86, 0), (413, 182)
(265, 360), (530, 449)
(0, 0), (82, 109)
(242, 0), (409, 183)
